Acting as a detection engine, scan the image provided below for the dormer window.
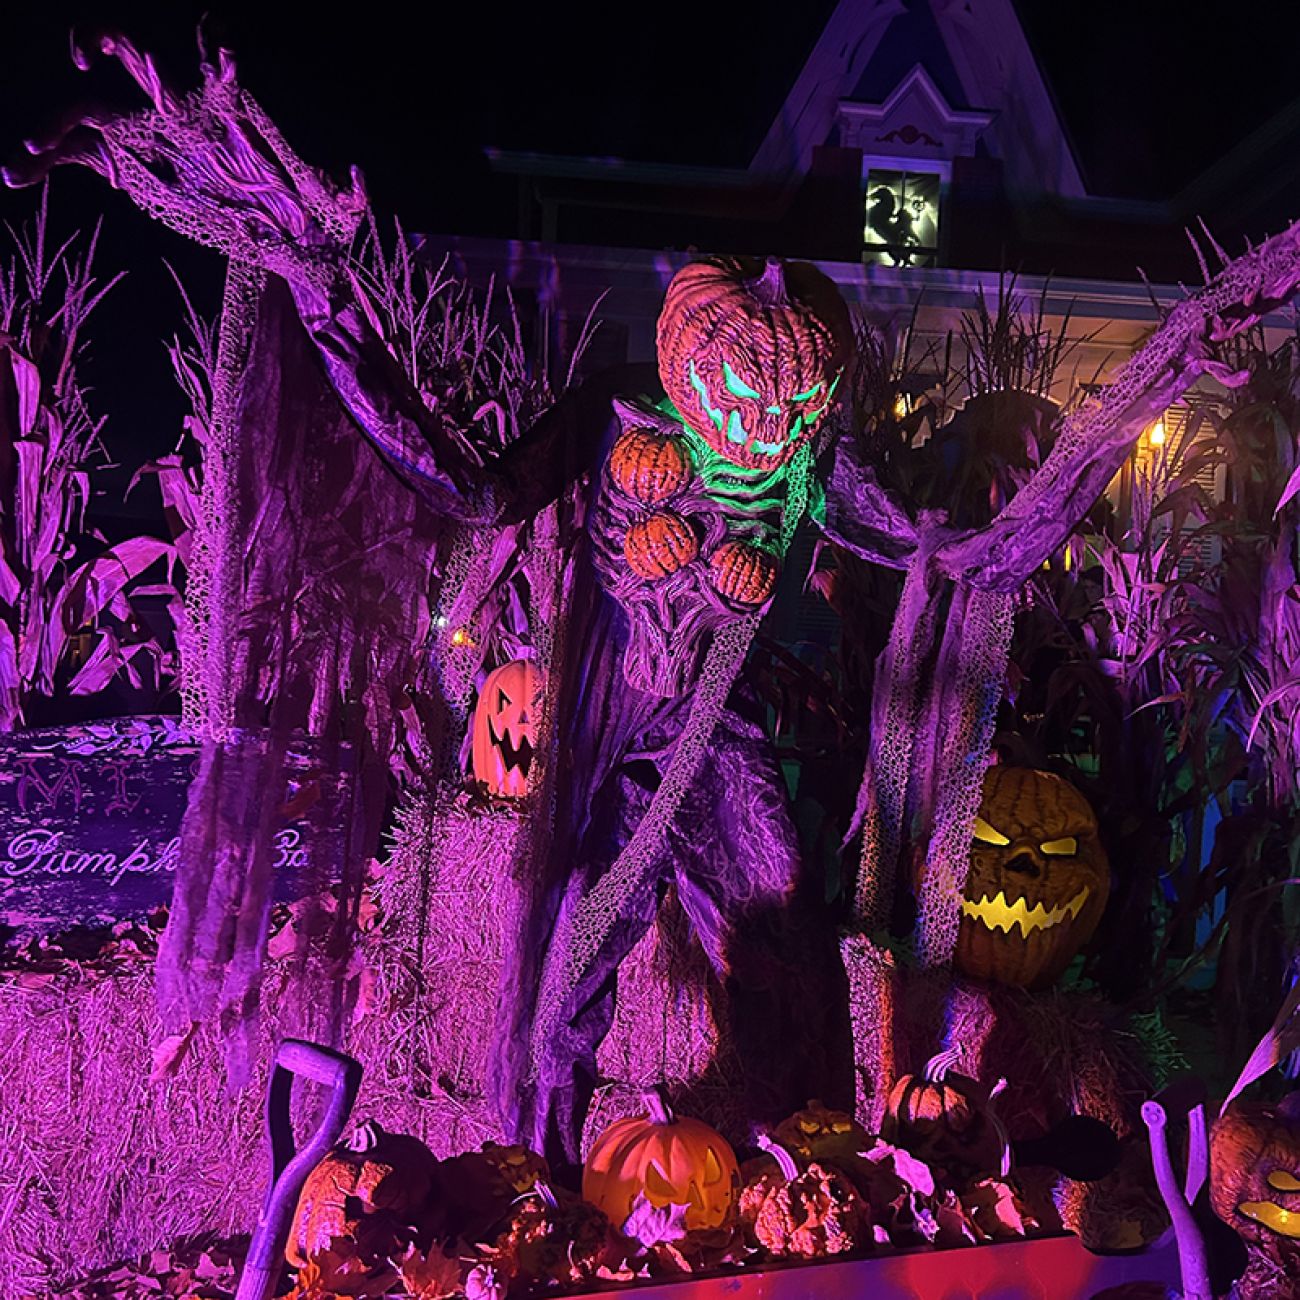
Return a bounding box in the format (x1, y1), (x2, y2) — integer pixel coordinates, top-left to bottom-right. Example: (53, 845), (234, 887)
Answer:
(863, 168), (940, 267)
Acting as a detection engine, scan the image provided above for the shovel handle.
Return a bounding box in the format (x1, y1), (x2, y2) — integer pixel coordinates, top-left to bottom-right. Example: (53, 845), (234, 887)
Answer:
(235, 1039), (363, 1300)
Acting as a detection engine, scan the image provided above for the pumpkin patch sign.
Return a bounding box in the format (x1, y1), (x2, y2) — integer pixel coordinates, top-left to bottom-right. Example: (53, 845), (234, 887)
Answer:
(0, 715), (341, 937)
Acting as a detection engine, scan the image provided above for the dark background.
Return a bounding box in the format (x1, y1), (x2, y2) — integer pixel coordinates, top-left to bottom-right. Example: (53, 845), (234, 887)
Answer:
(1, 0), (1298, 479)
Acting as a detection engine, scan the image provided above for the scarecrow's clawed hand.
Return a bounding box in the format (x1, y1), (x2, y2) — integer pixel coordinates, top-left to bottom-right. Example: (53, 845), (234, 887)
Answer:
(4, 31), (367, 279)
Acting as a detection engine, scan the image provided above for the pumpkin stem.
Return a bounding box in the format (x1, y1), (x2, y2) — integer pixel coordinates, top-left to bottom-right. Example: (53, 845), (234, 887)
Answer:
(643, 1086), (676, 1126)
(347, 1119), (383, 1153)
(923, 1046), (963, 1084)
(749, 257), (790, 308)
(756, 1132), (801, 1183)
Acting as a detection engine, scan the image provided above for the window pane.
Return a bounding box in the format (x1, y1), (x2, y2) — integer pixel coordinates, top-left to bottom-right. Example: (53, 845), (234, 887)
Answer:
(864, 170), (940, 267)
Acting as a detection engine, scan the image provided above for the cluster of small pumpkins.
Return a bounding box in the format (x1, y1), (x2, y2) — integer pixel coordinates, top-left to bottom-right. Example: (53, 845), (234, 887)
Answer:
(285, 1062), (1045, 1299)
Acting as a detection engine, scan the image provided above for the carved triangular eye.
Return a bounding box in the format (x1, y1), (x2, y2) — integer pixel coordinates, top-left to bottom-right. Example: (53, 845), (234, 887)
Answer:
(645, 1163), (677, 1201)
(1040, 837), (1078, 856)
(703, 1147), (724, 1185)
(973, 817), (1010, 846)
(497, 689), (511, 713)
(1269, 1170), (1300, 1192)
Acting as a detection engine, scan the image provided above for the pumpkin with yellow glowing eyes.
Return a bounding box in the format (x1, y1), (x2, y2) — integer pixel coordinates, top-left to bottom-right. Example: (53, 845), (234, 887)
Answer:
(471, 659), (543, 798)
(1210, 1095), (1300, 1257)
(656, 256), (851, 471)
(582, 1091), (741, 1232)
(955, 767), (1109, 990)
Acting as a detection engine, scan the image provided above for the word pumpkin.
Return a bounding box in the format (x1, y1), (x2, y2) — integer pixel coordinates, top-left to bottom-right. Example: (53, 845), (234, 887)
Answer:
(956, 766), (1109, 989)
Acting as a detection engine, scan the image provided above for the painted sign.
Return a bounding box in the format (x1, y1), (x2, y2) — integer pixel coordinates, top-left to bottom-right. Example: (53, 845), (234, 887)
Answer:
(0, 716), (345, 935)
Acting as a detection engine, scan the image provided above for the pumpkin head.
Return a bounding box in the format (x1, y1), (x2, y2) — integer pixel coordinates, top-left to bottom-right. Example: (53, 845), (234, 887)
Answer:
(955, 766), (1110, 989)
(739, 1135), (870, 1258)
(656, 256), (851, 470)
(471, 660), (542, 798)
(882, 1049), (1010, 1179)
(773, 1099), (870, 1164)
(583, 1090), (741, 1231)
(609, 427), (692, 504)
(708, 539), (779, 606)
(624, 510), (699, 580)
(288, 1120), (439, 1268)
(1210, 1095), (1300, 1254)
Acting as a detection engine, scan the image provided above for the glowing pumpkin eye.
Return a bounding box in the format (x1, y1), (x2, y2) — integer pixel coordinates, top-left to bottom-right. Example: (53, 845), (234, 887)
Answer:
(791, 382), (823, 402)
(1040, 837), (1078, 856)
(703, 1147), (724, 1185)
(722, 362), (762, 400)
(1269, 1170), (1300, 1192)
(973, 817), (1010, 846)
(497, 690), (511, 713)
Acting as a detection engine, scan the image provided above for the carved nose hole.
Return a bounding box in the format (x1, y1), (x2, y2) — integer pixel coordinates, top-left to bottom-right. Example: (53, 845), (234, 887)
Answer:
(1005, 852), (1041, 878)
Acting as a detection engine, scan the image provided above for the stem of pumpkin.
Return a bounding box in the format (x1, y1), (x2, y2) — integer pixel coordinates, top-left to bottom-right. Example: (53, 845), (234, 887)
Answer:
(756, 1133), (800, 1182)
(643, 1086), (675, 1126)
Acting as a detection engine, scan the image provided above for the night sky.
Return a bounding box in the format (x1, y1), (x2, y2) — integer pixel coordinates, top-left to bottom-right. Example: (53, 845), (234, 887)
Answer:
(1, 0), (1298, 481)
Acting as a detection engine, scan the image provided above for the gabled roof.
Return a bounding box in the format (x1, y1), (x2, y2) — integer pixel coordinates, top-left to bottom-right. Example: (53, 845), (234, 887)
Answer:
(750, 0), (1086, 200)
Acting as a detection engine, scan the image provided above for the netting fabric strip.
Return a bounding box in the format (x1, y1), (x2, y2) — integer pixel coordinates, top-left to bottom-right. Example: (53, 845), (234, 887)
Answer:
(529, 444), (813, 1071)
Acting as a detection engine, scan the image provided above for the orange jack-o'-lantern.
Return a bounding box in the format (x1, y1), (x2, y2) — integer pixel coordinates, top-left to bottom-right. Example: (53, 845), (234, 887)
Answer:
(471, 660), (543, 798)
(582, 1091), (741, 1231)
(1211, 1095), (1300, 1257)
(288, 1120), (439, 1267)
(656, 256), (850, 471)
(955, 767), (1110, 989)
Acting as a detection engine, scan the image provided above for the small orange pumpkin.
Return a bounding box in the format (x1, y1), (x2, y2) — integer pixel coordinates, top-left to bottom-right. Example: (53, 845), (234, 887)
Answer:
(708, 540), (779, 605)
(288, 1120), (439, 1267)
(739, 1134), (870, 1258)
(882, 1049), (1009, 1179)
(609, 427), (692, 504)
(583, 1090), (741, 1231)
(471, 660), (542, 798)
(624, 511), (699, 580)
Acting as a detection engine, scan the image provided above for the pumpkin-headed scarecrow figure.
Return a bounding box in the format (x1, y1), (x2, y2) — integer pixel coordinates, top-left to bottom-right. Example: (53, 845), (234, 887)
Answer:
(23, 35), (1300, 1168)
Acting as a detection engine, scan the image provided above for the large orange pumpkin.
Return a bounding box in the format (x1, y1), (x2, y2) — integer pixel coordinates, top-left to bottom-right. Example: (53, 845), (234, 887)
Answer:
(288, 1120), (439, 1267)
(656, 256), (851, 471)
(582, 1091), (741, 1231)
(955, 767), (1110, 989)
(471, 659), (543, 798)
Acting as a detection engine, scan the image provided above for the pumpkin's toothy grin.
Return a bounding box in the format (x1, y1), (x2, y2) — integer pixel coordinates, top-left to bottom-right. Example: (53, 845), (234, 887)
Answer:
(1238, 1200), (1300, 1237)
(961, 887), (1091, 937)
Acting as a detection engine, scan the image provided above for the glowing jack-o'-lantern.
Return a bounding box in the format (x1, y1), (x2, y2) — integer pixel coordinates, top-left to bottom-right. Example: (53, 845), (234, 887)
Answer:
(954, 767), (1110, 990)
(582, 1091), (741, 1231)
(1211, 1095), (1300, 1254)
(471, 659), (543, 798)
(656, 256), (850, 471)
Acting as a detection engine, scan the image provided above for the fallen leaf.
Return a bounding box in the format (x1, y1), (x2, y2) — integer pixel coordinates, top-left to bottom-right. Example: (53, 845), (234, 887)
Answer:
(150, 1024), (197, 1082)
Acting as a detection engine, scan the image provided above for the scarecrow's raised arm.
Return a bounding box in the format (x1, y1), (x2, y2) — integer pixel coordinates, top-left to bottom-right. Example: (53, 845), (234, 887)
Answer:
(820, 221), (1300, 588)
(3, 34), (607, 523)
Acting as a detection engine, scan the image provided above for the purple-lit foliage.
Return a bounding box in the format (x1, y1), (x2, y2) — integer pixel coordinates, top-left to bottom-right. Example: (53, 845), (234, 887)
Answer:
(0, 186), (179, 731)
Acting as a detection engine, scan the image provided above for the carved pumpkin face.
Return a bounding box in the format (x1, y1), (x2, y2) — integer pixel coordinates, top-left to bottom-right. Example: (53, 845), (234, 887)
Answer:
(1211, 1096), (1300, 1253)
(289, 1121), (439, 1268)
(582, 1093), (741, 1231)
(656, 256), (850, 470)
(955, 767), (1109, 990)
(471, 660), (542, 798)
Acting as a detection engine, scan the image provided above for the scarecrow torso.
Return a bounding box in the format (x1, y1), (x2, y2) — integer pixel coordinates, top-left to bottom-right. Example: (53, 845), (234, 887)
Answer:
(589, 395), (817, 699)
